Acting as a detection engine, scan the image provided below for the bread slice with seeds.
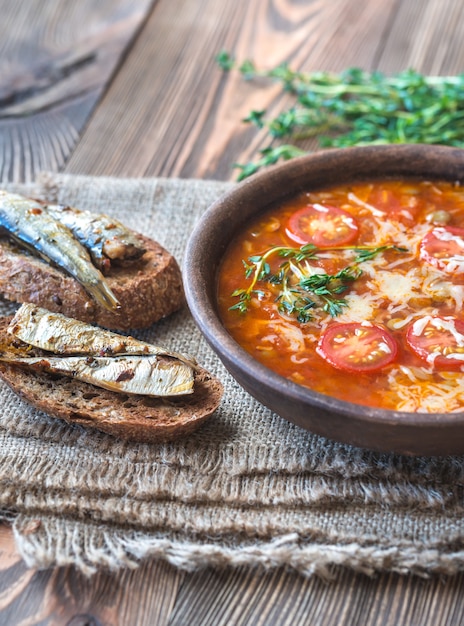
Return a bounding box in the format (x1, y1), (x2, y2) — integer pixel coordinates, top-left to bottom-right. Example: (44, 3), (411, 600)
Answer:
(0, 233), (184, 331)
(0, 317), (223, 443)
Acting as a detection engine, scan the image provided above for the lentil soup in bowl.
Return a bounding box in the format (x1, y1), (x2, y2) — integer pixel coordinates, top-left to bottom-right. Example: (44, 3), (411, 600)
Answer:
(183, 145), (464, 455)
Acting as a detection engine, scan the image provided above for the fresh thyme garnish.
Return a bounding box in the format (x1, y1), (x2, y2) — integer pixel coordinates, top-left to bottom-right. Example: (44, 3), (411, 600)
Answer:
(230, 243), (407, 322)
(216, 52), (464, 180)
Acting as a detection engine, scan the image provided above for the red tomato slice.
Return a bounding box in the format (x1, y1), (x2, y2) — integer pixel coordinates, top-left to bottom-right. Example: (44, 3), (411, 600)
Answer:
(316, 322), (397, 373)
(406, 316), (464, 369)
(286, 203), (359, 247)
(419, 226), (464, 274)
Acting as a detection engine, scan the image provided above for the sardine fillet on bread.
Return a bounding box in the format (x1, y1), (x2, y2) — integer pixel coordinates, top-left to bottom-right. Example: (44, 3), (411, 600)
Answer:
(0, 234), (184, 331)
(0, 316), (223, 442)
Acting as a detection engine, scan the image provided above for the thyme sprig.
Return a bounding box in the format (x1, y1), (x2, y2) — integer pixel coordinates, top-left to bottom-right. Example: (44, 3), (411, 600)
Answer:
(216, 52), (464, 180)
(230, 243), (406, 322)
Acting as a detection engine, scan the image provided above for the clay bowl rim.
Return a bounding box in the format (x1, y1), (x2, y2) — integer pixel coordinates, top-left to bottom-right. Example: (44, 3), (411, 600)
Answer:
(183, 144), (464, 455)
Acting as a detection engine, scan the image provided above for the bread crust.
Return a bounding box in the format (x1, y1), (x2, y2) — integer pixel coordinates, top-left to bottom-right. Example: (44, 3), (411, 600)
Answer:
(0, 317), (223, 442)
(0, 234), (184, 331)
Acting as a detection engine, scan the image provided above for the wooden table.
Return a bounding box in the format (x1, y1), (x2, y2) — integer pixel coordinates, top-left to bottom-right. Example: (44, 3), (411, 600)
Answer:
(1, 0), (464, 623)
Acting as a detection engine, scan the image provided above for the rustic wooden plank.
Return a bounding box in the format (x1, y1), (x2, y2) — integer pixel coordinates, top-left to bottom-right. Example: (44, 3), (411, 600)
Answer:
(376, 0), (464, 73)
(2, 536), (464, 626)
(65, 0), (405, 180)
(170, 566), (464, 626)
(0, 523), (184, 625)
(0, 0), (155, 182)
(65, 0), (464, 183)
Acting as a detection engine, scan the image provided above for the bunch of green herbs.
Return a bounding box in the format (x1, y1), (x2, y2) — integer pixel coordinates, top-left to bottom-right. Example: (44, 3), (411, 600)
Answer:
(230, 243), (405, 323)
(217, 52), (464, 180)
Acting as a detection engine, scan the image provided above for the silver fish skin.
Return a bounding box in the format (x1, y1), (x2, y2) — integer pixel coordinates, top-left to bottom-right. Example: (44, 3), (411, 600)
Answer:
(0, 191), (120, 311)
(8, 304), (197, 368)
(0, 353), (194, 396)
(45, 203), (146, 270)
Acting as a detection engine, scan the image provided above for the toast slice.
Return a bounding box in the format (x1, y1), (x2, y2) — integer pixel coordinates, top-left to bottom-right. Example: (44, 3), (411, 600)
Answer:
(0, 233), (184, 331)
(0, 317), (223, 443)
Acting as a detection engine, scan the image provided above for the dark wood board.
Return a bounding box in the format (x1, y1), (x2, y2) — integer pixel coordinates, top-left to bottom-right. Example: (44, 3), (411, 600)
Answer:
(0, 0), (155, 182)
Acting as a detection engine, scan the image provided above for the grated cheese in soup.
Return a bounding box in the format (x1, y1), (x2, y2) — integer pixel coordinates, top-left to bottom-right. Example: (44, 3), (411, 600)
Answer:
(217, 180), (464, 412)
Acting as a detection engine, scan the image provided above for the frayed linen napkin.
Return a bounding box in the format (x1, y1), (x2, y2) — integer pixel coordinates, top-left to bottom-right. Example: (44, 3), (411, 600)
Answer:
(0, 173), (463, 577)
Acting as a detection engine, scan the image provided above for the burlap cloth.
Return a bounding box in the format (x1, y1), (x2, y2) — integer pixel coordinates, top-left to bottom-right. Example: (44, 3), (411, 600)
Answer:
(1, 172), (464, 577)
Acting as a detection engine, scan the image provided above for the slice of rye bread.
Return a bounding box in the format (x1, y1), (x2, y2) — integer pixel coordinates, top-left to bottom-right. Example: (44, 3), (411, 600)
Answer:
(0, 317), (224, 443)
(0, 233), (184, 331)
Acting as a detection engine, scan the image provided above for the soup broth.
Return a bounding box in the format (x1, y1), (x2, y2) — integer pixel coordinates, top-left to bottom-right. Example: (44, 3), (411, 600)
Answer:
(217, 179), (464, 412)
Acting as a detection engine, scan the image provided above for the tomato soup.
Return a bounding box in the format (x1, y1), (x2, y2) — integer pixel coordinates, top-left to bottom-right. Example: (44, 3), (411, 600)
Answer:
(217, 180), (464, 413)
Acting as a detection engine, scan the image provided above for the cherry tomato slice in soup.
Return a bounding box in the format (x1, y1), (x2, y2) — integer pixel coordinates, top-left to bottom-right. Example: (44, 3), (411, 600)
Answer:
(286, 203), (359, 247)
(316, 322), (398, 374)
(406, 316), (464, 369)
(419, 226), (464, 274)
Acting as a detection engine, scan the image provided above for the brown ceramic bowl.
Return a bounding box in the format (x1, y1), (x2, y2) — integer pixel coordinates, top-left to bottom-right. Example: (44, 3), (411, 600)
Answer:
(183, 144), (464, 456)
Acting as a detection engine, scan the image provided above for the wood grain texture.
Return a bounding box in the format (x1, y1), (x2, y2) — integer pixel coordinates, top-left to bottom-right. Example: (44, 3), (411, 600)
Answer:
(376, 0), (464, 73)
(169, 566), (464, 626)
(0, 0), (155, 182)
(64, 0), (464, 183)
(0, 523), (184, 625)
(65, 0), (403, 180)
(2, 0), (464, 624)
(2, 545), (464, 626)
